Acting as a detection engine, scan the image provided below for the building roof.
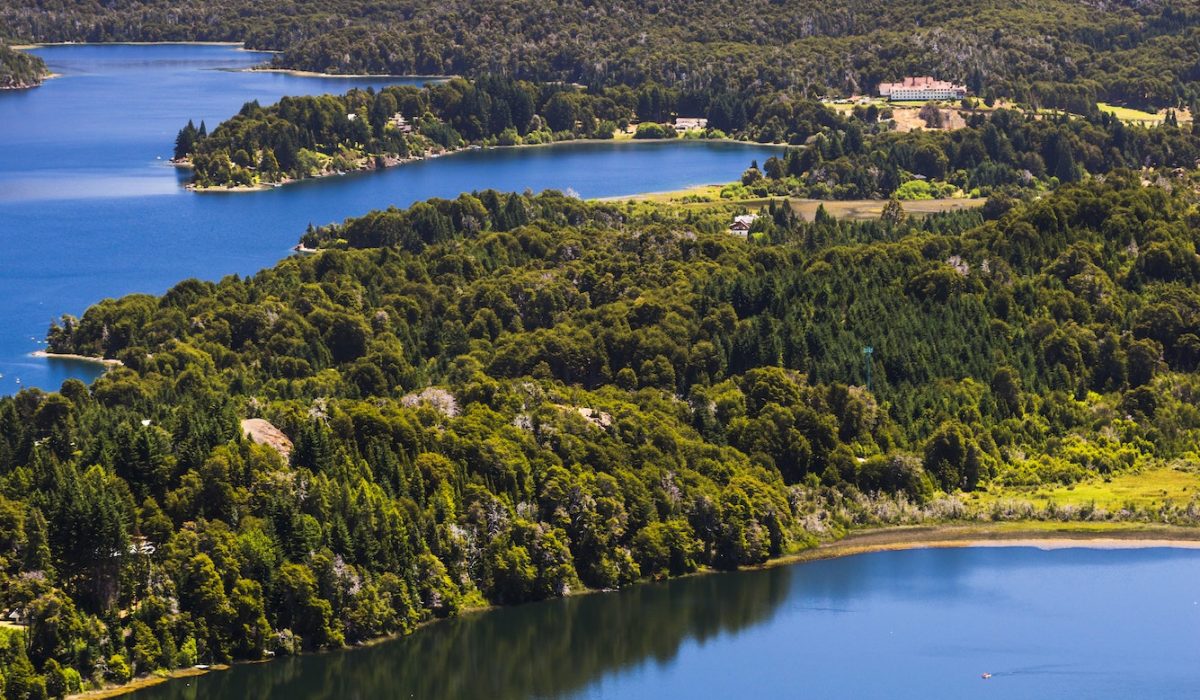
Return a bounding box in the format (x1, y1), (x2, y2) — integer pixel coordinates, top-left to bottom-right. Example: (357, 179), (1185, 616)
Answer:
(878, 76), (965, 93)
(729, 214), (759, 232)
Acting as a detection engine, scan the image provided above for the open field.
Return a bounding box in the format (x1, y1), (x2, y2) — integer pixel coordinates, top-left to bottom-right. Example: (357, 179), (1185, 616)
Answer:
(602, 187), (985, 221)
(972, 467), (1200, 512)
(787, 196), (982, 219)
(1096, 102), (1192, 124)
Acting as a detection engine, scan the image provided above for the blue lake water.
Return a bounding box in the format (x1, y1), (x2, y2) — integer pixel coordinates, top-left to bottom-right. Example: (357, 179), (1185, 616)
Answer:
(129, 546), (1200, 699)
(0, 44), (779, 393)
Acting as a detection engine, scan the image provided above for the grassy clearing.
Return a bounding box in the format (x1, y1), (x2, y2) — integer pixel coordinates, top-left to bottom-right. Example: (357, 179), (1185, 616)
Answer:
(1096, 102), (1191, 124)
(973, 467), (1200, 511)
(1097, 102), (1165, 123)
(787, 197), (983, 219)
(601, 186), (985, 221)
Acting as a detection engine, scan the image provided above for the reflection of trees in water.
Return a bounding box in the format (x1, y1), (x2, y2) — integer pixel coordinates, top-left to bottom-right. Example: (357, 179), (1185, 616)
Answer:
(136, 565), (792, 700)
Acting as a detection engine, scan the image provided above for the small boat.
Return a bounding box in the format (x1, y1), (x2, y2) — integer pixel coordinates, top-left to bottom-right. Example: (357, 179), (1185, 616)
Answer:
(981, 673), (992, 679)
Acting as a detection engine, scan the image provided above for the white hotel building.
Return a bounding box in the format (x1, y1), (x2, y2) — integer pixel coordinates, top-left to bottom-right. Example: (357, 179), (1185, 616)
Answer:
(878, 76), (968, 101)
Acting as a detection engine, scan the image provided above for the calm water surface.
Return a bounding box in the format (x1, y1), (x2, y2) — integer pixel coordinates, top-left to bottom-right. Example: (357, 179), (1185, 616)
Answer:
(129, 546), (1200, 699)
(0, 44), (778, 392)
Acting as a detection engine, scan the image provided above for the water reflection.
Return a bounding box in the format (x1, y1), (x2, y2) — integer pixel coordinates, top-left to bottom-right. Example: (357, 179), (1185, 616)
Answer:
(135, 567), (792, 700)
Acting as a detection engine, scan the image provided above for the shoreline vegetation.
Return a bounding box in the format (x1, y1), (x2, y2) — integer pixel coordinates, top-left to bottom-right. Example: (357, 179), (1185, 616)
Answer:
(180, 137), (765, 194)
(64, 521), (1200, 700)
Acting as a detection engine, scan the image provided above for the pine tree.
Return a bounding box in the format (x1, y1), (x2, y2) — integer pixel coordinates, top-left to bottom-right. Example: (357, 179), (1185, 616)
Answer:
(173, 120), (197, 160)
(881, 197), (906, 227)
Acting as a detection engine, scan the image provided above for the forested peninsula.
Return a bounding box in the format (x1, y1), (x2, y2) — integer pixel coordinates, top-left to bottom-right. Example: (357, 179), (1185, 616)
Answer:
(0, 44), (48, 89)
(0, 175), (1198, 696)
(173, 78), (723, 190)
(179, 76), (1200, 200)
(5, 0), (1200, 110)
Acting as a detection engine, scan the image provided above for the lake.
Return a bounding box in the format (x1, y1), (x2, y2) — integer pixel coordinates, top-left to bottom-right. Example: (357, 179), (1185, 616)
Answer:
(128, 545), (1200, 699)
(0, 44), (779, 393)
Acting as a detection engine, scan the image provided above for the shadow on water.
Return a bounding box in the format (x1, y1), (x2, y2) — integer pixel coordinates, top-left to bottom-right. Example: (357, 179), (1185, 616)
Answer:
(134, 566), (793, 700)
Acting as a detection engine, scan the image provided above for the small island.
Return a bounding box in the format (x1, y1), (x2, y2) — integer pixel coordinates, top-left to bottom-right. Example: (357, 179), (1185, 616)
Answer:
(0, 43), (50, 89)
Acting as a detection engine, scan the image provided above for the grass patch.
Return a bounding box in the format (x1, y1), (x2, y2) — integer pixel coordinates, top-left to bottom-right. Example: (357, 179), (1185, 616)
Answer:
(597, 187), (985, 221)
(1097, 102), (1165, 123)
(979, 467), (1200, 511)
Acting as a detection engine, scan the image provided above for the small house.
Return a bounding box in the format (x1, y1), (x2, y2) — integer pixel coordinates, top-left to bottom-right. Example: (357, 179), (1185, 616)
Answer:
(674, 117), (708, 132)
(729, 214), (758, 236)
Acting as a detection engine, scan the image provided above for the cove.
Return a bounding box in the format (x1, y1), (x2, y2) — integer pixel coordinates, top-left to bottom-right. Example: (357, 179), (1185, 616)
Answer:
(0, 44), (780, 393)
(126, 546), (1200, 699)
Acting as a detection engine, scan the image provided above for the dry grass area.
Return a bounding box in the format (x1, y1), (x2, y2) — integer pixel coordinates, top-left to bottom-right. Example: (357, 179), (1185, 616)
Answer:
(604, 187), (985, 221)
(785, 197), (983, 220)
(891, 105), (968, 132)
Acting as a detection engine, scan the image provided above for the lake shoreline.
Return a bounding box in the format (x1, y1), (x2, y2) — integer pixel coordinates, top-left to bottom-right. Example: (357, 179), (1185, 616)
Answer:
(242, 67), (454, 80)
(764, 522), (1200, 570)
(0, 71), (58, 91)
(31, 350), (123, 367)
(66, 520), (1200, 699)
(12, 41), (244, 50)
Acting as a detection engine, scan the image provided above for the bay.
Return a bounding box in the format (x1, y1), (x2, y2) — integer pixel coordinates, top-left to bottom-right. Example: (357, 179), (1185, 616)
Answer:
(0, 44), (779, 392)
(129, 546), (1200, 699)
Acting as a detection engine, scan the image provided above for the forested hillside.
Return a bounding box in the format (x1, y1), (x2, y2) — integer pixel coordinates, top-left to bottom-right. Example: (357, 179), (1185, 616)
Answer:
(0, 44), (47, 89)
(1, 176), (1198, 694)
(5, 0), (1200, 108)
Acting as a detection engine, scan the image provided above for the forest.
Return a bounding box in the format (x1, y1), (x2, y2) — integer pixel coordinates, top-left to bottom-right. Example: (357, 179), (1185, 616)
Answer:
(0, 44), (47, 89)
(6, 0), (1200, 109)
(0, 175), (1198, 695)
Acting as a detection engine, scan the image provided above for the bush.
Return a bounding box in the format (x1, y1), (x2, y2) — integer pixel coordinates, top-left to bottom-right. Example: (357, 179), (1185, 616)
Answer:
(106, 654), (132, 684)
(633, 122), (676, 139)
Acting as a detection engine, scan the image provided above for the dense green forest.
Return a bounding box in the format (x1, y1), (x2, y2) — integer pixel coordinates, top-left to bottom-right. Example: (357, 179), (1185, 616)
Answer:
(0, 44), (46, 89)
(6, 0), (1200, 109)
(1, 176), (1198, 695)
